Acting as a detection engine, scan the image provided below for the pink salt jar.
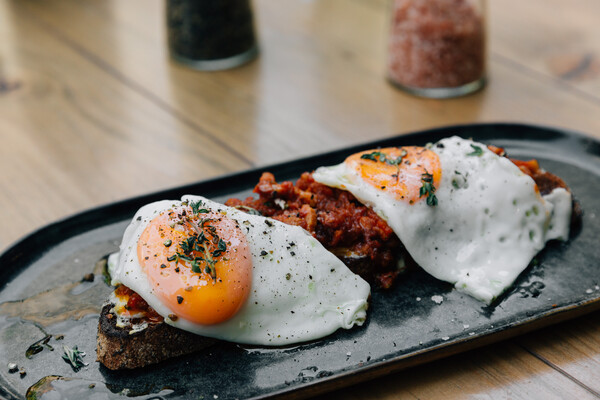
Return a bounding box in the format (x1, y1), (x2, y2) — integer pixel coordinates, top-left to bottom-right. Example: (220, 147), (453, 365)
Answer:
(388, 0), (486, 98)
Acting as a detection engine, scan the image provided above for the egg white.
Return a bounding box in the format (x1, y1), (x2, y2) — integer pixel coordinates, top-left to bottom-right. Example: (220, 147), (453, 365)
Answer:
(313, 136), (571, 303)
(108, 195), (370, 345)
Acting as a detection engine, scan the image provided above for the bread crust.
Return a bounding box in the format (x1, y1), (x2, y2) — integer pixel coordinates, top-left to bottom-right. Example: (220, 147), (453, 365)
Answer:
(96, 304), (216, 370)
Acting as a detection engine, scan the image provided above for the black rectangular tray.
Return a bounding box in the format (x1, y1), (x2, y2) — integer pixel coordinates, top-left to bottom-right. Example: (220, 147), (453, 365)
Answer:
(1, 123), (599, 400)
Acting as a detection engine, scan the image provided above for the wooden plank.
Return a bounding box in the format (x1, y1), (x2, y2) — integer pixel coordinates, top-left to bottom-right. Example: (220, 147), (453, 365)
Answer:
(517, 311), (600, 394)
(0, 2), (249, 249)
(18, 0), (600, 168)
(490, 0), (600, 97)
(311, 342), (598, 400)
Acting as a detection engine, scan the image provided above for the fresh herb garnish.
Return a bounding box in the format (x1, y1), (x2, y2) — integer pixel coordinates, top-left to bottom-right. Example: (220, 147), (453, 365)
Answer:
(167, 211), (227, 282)
(466, 144), (484, 157)
(190, 259), (202, 273)
(62, 345), (87, 371)
(190, 200), (210, 215)
(166, 254), (180, 263)
(360, 149), (407, 166)
(361, 149), (408, 183)
(420, 172), (438, 206)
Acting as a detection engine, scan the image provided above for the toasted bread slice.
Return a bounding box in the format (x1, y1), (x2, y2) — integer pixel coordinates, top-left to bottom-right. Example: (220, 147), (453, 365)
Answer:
(96, 304), (216, 370)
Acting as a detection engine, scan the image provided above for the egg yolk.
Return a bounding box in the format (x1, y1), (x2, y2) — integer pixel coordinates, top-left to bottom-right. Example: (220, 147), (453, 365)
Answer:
(138, 205), (252, 325)
(346, 146), (442, 204)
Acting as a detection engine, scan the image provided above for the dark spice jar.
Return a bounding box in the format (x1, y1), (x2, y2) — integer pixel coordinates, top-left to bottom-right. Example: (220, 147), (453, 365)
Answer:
(387, 0), (486, 98)
(167, 0), (258, 71)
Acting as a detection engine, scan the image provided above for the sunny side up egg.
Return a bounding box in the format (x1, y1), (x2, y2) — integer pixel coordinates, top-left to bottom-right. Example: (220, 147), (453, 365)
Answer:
(312, 136), (572, 304)
(108, 195), (370, 345)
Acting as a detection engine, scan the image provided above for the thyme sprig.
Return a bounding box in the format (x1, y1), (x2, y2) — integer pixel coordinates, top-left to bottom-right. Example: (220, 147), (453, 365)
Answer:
(360, 149), (408, 166)
(190, 200), (210, 215)
(360, 149), (408, 183)
(62, 345), (87, 371)
(420, 172), (438, 207)
(166, 200), (227, 282)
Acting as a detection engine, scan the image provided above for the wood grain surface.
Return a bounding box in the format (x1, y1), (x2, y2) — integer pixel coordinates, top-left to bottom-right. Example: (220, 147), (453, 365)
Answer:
(1, 0), (600, 399)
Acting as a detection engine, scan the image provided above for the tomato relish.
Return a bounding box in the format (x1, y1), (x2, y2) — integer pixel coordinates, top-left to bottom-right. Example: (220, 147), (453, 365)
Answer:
(114, 285), (163, 324)
(226, 172), (408, 289)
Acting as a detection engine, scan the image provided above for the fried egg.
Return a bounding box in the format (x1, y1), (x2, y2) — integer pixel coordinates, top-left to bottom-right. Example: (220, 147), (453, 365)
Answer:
(313, 136), (571, 303)
(108, 195), (370, 345)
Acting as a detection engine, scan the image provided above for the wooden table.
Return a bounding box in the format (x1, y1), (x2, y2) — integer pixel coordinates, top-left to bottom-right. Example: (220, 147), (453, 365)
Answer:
(1, 0), (599, 398)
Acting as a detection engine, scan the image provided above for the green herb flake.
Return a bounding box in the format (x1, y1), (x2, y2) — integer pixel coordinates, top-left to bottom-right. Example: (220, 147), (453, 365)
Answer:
(190, 259), (202, 273)
(190, 200), (209, 215)
(360, 149), (407, 167)
(163, 239), (172, 247)
(419, 172), (438, 207)
(426, 192), (438, 206)
(466, 144), (484, 157)
(62, 345), (87, 371)
(360, 149), (408, 184)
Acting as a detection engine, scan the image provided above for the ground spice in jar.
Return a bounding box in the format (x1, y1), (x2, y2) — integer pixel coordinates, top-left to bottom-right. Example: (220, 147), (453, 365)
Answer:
(388, 0), (486, 97)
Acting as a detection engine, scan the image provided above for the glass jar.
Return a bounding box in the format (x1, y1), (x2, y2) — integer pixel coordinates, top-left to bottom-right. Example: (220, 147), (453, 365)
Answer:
(387, 0), (486, 98)
(166, 0), (258, 71)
